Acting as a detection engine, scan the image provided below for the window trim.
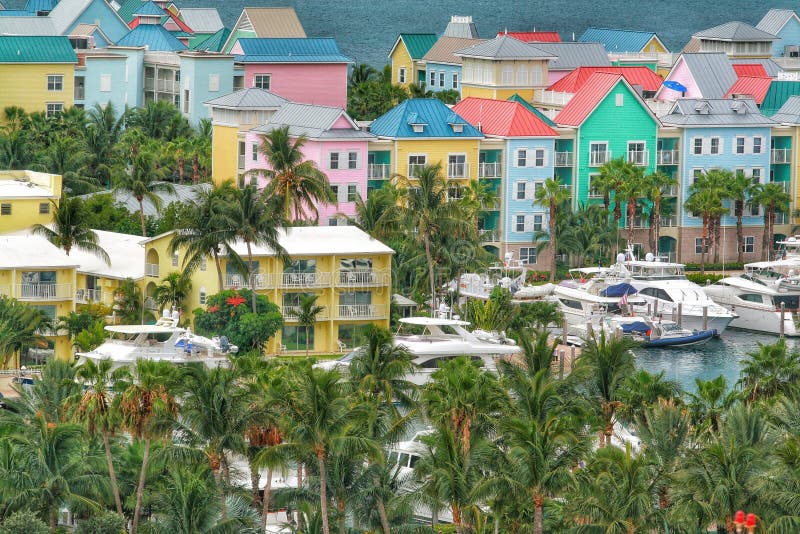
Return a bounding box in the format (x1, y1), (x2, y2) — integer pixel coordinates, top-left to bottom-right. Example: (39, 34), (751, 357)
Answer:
(253, 73), (271, 90)
(46, 74), (63, 92)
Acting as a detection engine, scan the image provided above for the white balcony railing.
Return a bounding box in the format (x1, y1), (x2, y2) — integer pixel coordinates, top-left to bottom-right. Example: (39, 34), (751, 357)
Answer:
(336, 304), (387, 319)
(145, 263), (159, 277)
(337, 270), (389, 287)
(447, 162), (468, 179)
(281, 272), (331, 288)
(477, 162), (502, 178)
(660, 215), (678, 227)
(18, 283), (72, 301)
(224, 273), (272, 289)
(627, 150), (649, 166)
(368, 163), (391, 179)
(589, 151), (611, 167)
(771, 148), (791, 164)
(281, 306), (330, 321)
(480, 229), (500, 242)
(657, 149), (679, 165)
(533, 89), (573, 106)
(662, 185), (679, 197)
(554, 151), (573, 167)
(75, 288), (103, 304)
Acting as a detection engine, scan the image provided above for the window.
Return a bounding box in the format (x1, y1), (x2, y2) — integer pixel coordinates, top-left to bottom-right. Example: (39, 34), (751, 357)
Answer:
(0, 203), (10, 215)
(439, 72), (445, 87)
(39, 202), (49, 214)
(692, 169), (703, 184)
(46, 103), (63, 117)
(329, 152), (340, 170)
(451, 73), (458, 89)
(328, 217), (339, 226)
(532, 214), (543, 231)
(710, 137), (720, 154)
(398, 67), (406, 84)
(171, 253), (179, 267)
(589, 142), (608, 166)
(516, 68), (528, 85)
(739, 293), (762, 303)
(519, 247), (537, 264)
(628, 142), (645, 165)
(252, 143), (259, 162)
(347, 184), (358, 202)
(253, 74), (271, 89)
(282, 325), (313, 351)
(199, 288), (207, 305)
(502, 66), (513, 84)
(429, 70), (436, 87)
(208, 74), (220, 92)
(736, 137), (745, 154)
(695, 238), (709, 254)
(47, 75), (63, 91)
(753, 136), (762, 154)
(743, 236), (755, 253)
(752, 168), (761, 182)
(330, 184), (340, 201)
(348, 151), (358, 169)
(516, 182), (526, 200)
(448, 154), (466, 178)
(515, 215), (525, 232)
(530, 65), (542, 86)
(517, 149), (527, 167)
(534, 148), (545, 167)
(693, 138), (703, 155)
(408, 154), (426, 176)
(615, 93), (623, 106)
(99, 74), (111, 92)
(200, 256), (207, 272)
(183, 89), (190, 114)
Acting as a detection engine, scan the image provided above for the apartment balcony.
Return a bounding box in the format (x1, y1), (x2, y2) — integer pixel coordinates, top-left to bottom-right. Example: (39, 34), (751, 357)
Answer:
(662, 185), (679, 197)
(589, 151), (611, 167)
(660, 215), (678, 227)
(533, 89), (573, 106)
(368, 163), (391, 179)
(480, 229), (500, 242)
(481, 199), (500, 211)
(18, 283), (72, 301)
(281, 306), (330, 322)
(75, 288), (104, 304)
(447, 162), (468, 179)
(657, 149), (679, 165)
(478, 162), (502, 178)
(633, 217), (650, 229)
(627, 150), (649, 166)
(336, 303), (387, 320)
(337, 270), (390, 287)
(145, 263), (159, 277)
(771, 148), (791, 164)
(144, 78), (180, 93)
(554, 151), (573, 167)
(280, 272), (331, 289)
(74, 86), (85, 101)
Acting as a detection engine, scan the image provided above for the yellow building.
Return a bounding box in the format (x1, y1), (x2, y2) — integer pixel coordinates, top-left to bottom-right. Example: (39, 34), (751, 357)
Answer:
(0, 36), (77, 116)
(0, 170), (62, 234)
(388, 33), (437, 87)
(206, 88), (288, 186)
(455, 35), (555, 101)
(143, 226), (394, 354)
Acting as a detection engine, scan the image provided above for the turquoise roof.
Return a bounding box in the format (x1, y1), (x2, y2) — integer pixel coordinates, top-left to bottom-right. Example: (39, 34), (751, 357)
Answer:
(190, 27), (230, 52)
(117, 24), (187, 51)
(116, 0), (145, 23)
(370, 98), (482, 139)
(0, 35), (76, 63)
(761, 80), (800, 116)
(133, 1), (165, 16)
(24, 0), (56, 13)
(578, 27), (663, 53)
(234, 38), (351, 63)
(396, 33), (438, 59)
(507, 94), (556, 127)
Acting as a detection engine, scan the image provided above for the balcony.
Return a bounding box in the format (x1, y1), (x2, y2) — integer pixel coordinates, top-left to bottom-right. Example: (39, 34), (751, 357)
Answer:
(368, 163), (391, 179)
(337, 270), (390, 287)
(481, 199), (500, 211)
(237, 154), (245, 170)
(660, 215), (678, 227)
(447, 162), (468, 179)
(589, 151), (611, 167)
(144, 78), (180, 93)
(478, 162), (502, 178)
(17, 283), (72, 301)
(280, 272), (331, 288)
(145, 263), (159, 278)
(336, 304), (387, 319)
(480, 229), (500, 242)
(281, 306), (330, 322)
(75, 288), (104, 304)
(662, 185), (679, 197)
(533, 89), (573, 106)
(554, 151), (573, 167)
(657, 150), (679, 165)
(771, 148), (791, 164)
(627, 150), (648, 166)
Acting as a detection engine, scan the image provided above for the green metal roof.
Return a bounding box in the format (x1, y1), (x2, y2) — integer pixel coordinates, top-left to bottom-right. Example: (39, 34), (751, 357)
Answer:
(507, 94), (556, 127)
(761, 80), (800, 116)
(190, 27), (231, 52)
(398, 33), (437, 59)
(0, 36), (77, 63)
(116, 0), (144, 23)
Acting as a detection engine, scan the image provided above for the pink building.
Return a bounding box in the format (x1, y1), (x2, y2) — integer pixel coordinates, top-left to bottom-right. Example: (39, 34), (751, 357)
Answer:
(245, 102), (374, 225)
(231, 38), (350, 108)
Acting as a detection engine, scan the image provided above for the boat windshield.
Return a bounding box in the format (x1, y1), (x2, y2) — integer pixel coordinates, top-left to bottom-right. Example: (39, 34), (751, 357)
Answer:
(661, 323), (683, 332)
(628, 264), (685, 280)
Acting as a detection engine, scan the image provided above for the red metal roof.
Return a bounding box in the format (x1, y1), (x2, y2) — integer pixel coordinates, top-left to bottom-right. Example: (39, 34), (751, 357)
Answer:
(452, 97), (558, 137)
(500, 31), (561, 43)
(554, 72), (625, 126)
(723, 76), (773, 104)
(548, 66), (663, 93)
(732, 64), (769, 78)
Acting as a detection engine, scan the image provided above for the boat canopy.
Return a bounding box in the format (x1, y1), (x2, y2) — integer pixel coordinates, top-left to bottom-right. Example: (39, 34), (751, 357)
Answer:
(105, 325), (181, 335)
(621, 321), (650, 333)
(600, 283), (638, 298)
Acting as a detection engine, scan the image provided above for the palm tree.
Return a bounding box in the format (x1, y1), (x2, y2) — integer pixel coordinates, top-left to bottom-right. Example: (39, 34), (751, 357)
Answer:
(343, 183), (399, 240)
(684, 186), (726, 273)
(153, 271), (192, 312)
(293, 293), (325, 356)
(458, 178), (498, 233)
(726, 170), (755, 263)
(115, 360), (178, 534)
(0, 296), (49, 368)
(32, 194), (110, 264)
(618, 165), (647, 245)
(392, 163), (472, 313)
(616, 369), (681, 425)
(230, 185), (288, 313)
(256, 125), (336, 220)
(737, 339), (800, 402)
(687, 375), (736, 438)
(751, 182), (791, 260)
(595, 157), (632, 229)
(643, 170), (677, 254)
(113, 149), (175, 236)
(534, 177), (570, 281)
(112, 277), (143, 325)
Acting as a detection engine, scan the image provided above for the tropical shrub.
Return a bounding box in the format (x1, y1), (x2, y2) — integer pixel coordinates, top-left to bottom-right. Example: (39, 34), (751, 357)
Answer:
(75, 511), (126, 534)
(193, 289), (282, 351)
(0, 511), (48, 534)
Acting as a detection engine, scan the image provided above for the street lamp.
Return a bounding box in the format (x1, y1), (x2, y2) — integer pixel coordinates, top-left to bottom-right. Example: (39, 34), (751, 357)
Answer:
(734, 510), (757, 533)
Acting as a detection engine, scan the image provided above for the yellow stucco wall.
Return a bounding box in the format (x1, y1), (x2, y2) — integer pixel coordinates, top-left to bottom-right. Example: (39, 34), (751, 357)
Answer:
(0, 171), (62, 233)
(390, 42), (413, 86)
(0, 64), (75, 115)
(392, 138), (481, 182)
(211, 124), (240, 187)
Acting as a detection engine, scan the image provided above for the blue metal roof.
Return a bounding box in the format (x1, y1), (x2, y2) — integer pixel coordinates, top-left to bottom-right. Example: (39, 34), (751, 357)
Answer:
(133, 0), (165, 16)
(370, 99), (482, 139)
(25, 0), (56, 13)
(117, 24), (187, 51)
(578, 27), (661, 53)
(234, 38), (351, 63)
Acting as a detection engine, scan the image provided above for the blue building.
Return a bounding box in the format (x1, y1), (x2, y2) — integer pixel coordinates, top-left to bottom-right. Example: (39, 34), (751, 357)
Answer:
(178, 50), (234, 125)
(421, 35), (484, 95)
(756, 9), (800, 57)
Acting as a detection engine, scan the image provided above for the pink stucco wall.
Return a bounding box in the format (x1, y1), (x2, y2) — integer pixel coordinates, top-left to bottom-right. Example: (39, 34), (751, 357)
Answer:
(548, 70), (569, 85)
(243, 63), (348, 108)
(244, 131), (368, 224)
(657, 58), (701, 101)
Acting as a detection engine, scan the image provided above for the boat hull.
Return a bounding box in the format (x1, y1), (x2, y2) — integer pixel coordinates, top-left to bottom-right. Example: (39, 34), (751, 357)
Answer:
(641, 329), (715, 348)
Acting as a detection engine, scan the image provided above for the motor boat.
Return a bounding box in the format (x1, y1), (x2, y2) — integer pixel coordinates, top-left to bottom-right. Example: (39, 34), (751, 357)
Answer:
(316, 316), (520, 385)
(76, 309), (237, 370)
(617, 319), (715, 347)
(449, 252), (554, 302)
(703, 275), (800, 336)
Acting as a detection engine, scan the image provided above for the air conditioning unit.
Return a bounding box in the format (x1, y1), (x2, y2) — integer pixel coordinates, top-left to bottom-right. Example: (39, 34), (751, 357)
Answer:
(785, 45), (800, 57)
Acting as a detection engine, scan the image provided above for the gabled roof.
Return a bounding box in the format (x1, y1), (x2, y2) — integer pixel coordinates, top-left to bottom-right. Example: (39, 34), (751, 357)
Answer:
(49, 0), (128, 35)
(370, 98), (482, 139)
(80, 183), (211, 218)
(455, 34), (555, 60)
(117, 23), (187, 51)
(760, 80), (800, 116)
(732, 63), (769, 78)
(452, 97), (557, 137)
(251, 102), (372, 140)
(204, 87), (288, 110)
(555, 72), (655, 127)
(25, 0), (55, 13)
(548, 66), (662, 93)
(132, 1), (163, 16)
(724, 76), (772, 103)
(731, 57), (783, 77)
(390, 33), (437, 60)
(531, 42), (610, 70)
(179, 7), (223, 34)
(756, 9), (800, 36)
(422, 36), (484, 65)
(222, 7), (305, 52)
(0, 35), (76, 63)
(500, 31), (561, 43)
(443, 16), (479, 39)
(693, 21), (778, 41)
(190, 27), (230, 52)
(670, 53), (738, 99)
(507, 94), (556, 126)
(116, 0), (146, 23)
(578, 27), (666, 53)
(0, 16), (54, 33)
(771, 95), (800, 124)
(660, 98), (775, 126)
(234, 38), (351, 63)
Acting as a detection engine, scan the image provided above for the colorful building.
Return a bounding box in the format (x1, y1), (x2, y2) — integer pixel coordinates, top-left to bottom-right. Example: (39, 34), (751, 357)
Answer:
(0, 0), (130, 42)
(682, 22), (777, 59)
(222, 7), (306, 54)
(388, 33), (437, 86)
(578, 27), (668, 54)
(421, 35), (484, 94)
(657, 53), (738, 101)
(177, 50), (234, 126)
(0, 171), (62, 234)
(756, 9), (800, 57)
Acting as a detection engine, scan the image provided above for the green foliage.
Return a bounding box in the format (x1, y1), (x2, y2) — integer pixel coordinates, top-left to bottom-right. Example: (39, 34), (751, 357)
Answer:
(347, 64), (409, 121)
(466, 287), (517, 332)
(75, 511), (126, 534)
(0, 510), (49, 534)
(73, 320), (108, 352)
(0, 296), (49, 368)
(686, 272), (724, 285)
(193, 289), (282, 351)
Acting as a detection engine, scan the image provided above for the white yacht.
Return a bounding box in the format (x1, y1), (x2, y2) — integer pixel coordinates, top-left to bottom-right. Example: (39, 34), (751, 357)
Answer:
(317, 316), (520, 385)
(450, 252), (554, 302)
(76, 311), (237, 370)
(603, 253), (735, 334)
(703, 276), (800, 336)
(551, 277), (646, 329)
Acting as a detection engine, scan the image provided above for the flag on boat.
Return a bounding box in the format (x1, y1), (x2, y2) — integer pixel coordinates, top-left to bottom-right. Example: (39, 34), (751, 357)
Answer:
(619, 292), (629, 306)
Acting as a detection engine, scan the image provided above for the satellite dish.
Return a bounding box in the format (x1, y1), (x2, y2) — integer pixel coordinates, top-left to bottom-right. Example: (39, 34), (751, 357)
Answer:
(662, 80), (688, 94)
(616, 253), (626, 264)
(645, 252), (655, 262)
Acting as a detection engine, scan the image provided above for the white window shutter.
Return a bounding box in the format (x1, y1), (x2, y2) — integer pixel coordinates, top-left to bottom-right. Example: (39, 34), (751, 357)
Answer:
(718, 138), (724, 154)
(524, 215), (534, 233)
(702, 137), (710, 155)
(525, 182), (535, 200)
(542, 149), (549, 167)
(745, 137), (753, 154)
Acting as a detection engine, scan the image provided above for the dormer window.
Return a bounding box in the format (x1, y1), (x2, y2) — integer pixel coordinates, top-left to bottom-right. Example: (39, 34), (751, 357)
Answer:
(411, 124), (425, 133)
(695, 101), (711, 115)
(451, 123), (464, 133)
(732, 101), (747, 114)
